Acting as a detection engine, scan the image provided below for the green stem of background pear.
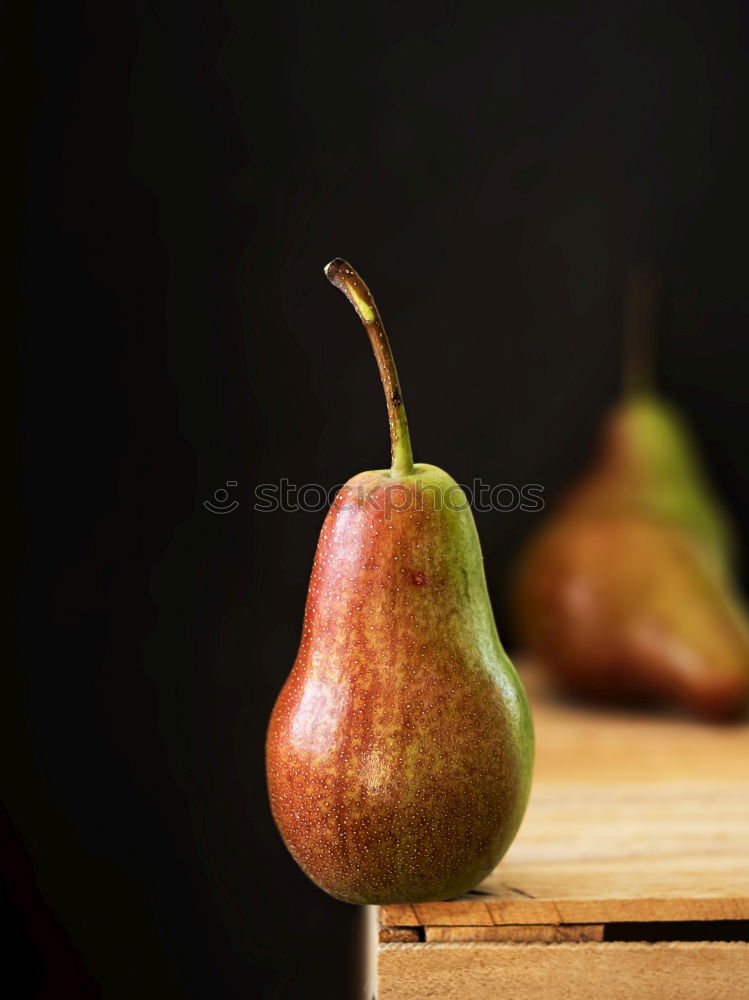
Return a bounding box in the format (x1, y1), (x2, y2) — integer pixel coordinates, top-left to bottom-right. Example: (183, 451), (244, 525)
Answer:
(622, 263), (659, 397)
(324, 258), (415, 478)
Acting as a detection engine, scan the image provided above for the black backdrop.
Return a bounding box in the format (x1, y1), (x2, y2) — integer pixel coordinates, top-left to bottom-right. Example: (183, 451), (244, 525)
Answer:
(9, 1), (749, 997)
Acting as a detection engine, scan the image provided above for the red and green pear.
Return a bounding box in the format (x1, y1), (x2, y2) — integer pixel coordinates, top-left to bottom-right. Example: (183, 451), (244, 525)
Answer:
(514, 273), (748, 719)
(266, 260), (533, 904)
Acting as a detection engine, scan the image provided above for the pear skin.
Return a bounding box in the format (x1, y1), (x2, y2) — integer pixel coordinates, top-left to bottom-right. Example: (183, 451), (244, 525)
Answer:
(266, 261), (533, 903)
(268, 466), (532, 903)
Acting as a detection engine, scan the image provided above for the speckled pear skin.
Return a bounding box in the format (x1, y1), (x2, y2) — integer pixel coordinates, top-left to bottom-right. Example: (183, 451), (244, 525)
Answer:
(266, 463), (533, 904)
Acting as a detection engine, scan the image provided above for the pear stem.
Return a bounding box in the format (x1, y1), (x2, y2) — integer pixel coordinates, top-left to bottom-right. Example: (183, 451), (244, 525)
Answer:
(623, 263), (659, 397)
(325, 258), (415, 478)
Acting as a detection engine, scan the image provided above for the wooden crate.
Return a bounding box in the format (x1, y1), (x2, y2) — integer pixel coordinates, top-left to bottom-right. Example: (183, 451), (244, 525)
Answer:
(374, 666), (749, 999)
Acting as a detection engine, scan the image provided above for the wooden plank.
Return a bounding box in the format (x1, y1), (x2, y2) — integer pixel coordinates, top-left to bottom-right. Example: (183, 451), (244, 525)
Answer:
(425, 923), (604, 943)
(477, 775), (749, 923)
(378, 941), (749, 1000)
(379, 903), (419, 927)
(413, 899), (493, 926)
(485, 892), (749, 925)
(483, 857), (749, 924)
(379, 927), (420, 943)
(501, 782), (749, 869)
(517, 664), (749, 786)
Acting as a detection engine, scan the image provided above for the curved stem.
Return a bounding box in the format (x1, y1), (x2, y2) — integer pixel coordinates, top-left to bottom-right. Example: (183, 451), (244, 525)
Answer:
(325, 258), (415, 478)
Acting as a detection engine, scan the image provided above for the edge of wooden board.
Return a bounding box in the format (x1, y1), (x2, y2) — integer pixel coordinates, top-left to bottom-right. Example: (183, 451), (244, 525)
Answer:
(378, 941), (749, 1000)
(379, 897), (749, 927)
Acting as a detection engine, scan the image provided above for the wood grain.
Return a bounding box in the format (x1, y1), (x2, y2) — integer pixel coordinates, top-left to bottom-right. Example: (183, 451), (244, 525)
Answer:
(424, 923), (604, 942)
(378, 942), (749, 1000)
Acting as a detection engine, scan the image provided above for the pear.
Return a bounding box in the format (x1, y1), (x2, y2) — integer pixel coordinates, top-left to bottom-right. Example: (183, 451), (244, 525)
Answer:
(515, 394), (749, 720)
(516, 511), (749, 719)
(266, 259), (533, 904)
(563, 392), (734, 576)
(515, 276), (748, 719)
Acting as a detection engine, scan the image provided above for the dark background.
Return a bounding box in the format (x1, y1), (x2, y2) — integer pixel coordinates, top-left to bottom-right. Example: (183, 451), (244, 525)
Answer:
(8, 1), (749, 997)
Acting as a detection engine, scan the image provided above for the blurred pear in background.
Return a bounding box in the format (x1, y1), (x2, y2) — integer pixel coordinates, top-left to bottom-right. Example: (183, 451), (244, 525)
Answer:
(513, 267), (749, 720)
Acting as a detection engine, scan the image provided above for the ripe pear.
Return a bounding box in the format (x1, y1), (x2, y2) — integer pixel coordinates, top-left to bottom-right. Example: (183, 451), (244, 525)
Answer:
(515, 392), (749, 719)
(266, 260), (533, 904)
